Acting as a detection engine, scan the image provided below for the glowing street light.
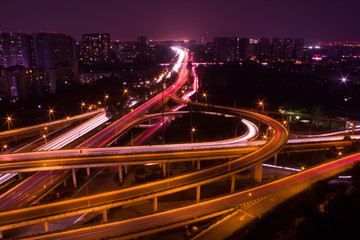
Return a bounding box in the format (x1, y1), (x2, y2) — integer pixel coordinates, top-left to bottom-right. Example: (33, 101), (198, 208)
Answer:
(191, 127), (196, 143)
(202, 92), (207, 104)
(42, 134), (47, 145)
(48, 108), (54, 122)
(81, 102), (86, 113)
(350, 122), (355, 135)
(2, 144), (7, 153)
(259, 101), (264, 114)
(6, 116), (12, 130)
(104, 94), (109, 108)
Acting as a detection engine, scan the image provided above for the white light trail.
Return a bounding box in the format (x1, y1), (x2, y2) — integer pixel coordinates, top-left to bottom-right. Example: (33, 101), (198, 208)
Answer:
(37, 113), (110, 151)
(263, 163), (301, 172)
(0, 173), (18, 185)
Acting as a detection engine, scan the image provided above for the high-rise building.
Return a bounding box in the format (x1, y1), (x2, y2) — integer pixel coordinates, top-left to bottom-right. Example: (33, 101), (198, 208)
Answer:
(111, 40), (138, 63)
(214, 37), (238, 62)
(137, 36), (147, 45)
(81, 33), (110, 65)
(293, 38), (304, 59)
(271, 38), (282, 59)
(4, 66), (25, 101)
(0, 32), (32, 68)
(249, 39), (260, 59)
(238, 38), (250, 60)
(0, 67), (10, 101)
(19, 68), (53, 100)
(32, 33), (74, 69)
(0, 33), (11, 67)
(258, 37), (271, 59)
(283, 38), (293, 59)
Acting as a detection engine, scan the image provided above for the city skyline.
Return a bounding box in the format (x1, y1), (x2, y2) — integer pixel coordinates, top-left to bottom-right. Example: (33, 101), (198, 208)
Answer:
(1, 0), (360, 42)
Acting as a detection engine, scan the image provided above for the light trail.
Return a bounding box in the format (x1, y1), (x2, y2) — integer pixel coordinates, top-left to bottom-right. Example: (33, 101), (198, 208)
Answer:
(288, 135), (360, 144)
(36, 113), (109, 151)
(0, 110), (102, 140)
(0, 173), (17, 185)
(0, 111), (109, 210)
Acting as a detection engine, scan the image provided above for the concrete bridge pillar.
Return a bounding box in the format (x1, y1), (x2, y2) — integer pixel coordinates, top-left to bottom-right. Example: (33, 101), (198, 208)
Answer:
(197, 160), (201, 170)
(44, 221), (49, 232)
(254, 162), (263, 182)
(153, 196), (158, 212)
(72, 168), (77, 188)
(102, 209), (108, 222)
(118, 165), (123, 182)
(231, 174), (236, 193)
(196, 185), (201, 203)
(86, 167), (90, 176)
(124, 165), (128, 174)
(162, 163), (166, 177)
(274, 153), (278, 165)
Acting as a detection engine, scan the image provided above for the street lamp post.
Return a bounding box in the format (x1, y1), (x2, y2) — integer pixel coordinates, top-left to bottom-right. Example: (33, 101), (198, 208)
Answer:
(202, 93), (207, 104)
(6, 116), (11, 130)
(48, 108), (54, 122)
(42, 134), (47, 146)
(259, 101), (264, 115)
(161, 84), (165, 144)
(2, 144), (7, 153)
(351, 122), (355, 135)
(283, 120), (290, 132)
(81, 102), (85, 114)
(191, 128), (196, 143)
(104, 94), (109, 109)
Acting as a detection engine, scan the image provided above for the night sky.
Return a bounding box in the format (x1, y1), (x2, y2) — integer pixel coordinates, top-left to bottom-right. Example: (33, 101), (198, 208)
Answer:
(1, 0), (359, 43)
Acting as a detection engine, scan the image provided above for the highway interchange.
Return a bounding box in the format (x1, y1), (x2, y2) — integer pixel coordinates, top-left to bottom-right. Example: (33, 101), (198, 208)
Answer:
(0, 47), (359, 239)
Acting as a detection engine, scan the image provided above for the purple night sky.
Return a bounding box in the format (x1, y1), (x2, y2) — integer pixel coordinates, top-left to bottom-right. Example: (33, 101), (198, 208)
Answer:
(1, 0), (359, 42)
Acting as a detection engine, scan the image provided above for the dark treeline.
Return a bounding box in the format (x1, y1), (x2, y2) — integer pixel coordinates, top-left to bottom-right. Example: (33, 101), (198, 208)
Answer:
(197, 61), (360, 119)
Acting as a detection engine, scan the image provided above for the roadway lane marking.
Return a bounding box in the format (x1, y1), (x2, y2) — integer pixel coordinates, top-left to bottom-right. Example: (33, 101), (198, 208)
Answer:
(239, 210), (255, 219)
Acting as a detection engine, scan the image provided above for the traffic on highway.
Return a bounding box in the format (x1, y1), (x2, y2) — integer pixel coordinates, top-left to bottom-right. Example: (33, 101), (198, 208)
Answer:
(0, 47), (358, 240)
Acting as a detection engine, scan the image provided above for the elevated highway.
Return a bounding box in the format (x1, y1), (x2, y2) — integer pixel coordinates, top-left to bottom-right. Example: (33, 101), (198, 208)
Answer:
(0, 49), (357, 239)
(0, 103), (287, 233)
(27, 148), (360, 240)
(0, 110), (103, 142)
